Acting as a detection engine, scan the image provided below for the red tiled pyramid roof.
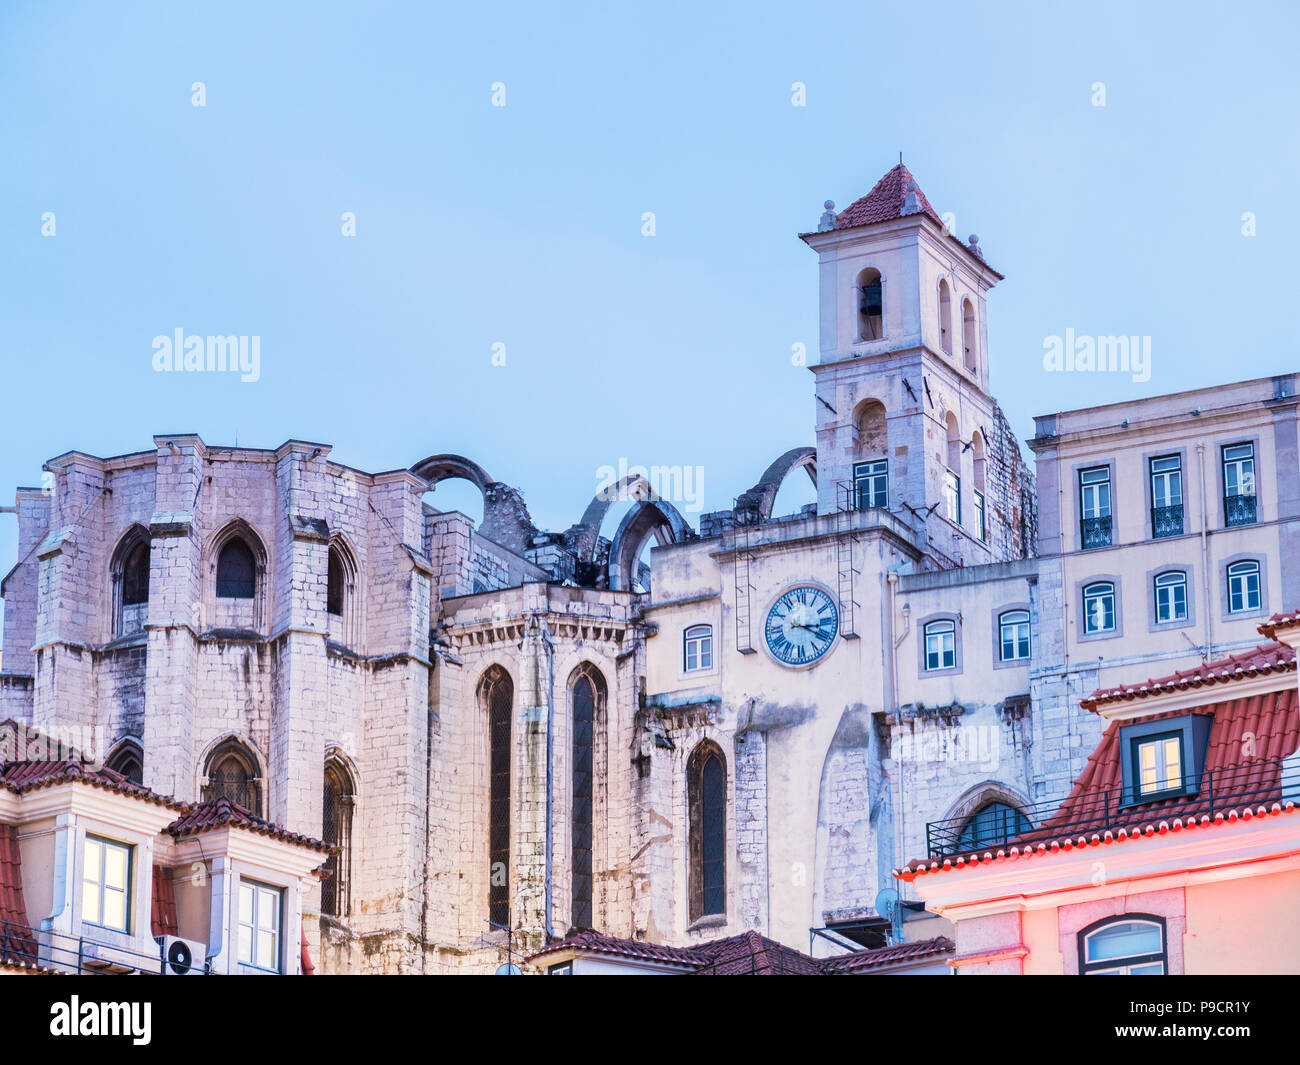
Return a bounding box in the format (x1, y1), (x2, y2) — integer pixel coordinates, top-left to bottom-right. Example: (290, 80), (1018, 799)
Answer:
(832, 164), (945, 230)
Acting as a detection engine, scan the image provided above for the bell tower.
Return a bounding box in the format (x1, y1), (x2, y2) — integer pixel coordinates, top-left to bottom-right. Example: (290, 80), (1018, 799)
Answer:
(801, 164), (1016, 568)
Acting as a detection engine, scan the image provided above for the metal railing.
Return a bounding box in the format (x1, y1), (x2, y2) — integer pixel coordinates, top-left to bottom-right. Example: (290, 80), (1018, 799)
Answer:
(1151, 503), (1184, 539)
(1080, 515), (1112, 549)
(924, 758), (1300, 860)
(0, 918), (209, 975)
(1224, 492), (1257, 527)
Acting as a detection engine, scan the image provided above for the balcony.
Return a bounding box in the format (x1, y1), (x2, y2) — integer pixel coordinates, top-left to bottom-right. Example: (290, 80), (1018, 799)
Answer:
(1224, 492), (1257, 527)
(1150, 504), (1183, 539)
(1079, 515), (1112, 550)
(0, 917), (209, 975)
(923, 758), (1299, 859)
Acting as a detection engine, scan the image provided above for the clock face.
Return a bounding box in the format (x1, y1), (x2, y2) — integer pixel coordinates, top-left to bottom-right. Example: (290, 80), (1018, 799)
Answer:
(764, 585), (839, 667)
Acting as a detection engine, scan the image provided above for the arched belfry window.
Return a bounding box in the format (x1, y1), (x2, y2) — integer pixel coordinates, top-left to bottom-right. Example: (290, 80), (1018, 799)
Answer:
(322, 759), (355, 918)
(857, 267), (884, 341)
(105, 739), (144, 786)
(938, 278), (953, 355)
(687, 741), (726, 922)
(962, 298), (978, 373)
(202, 739), (263, 816)
(570, 664), (606, 930)
(110, 527), (151, 637)
(216, 539), (257, 599)
(479, 667), (513, 929)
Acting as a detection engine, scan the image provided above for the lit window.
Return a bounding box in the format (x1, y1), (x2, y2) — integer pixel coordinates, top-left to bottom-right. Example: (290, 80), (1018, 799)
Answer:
(684, 624), (714, 672)
(1081, 918), (1166, 975)
(998, 610), (1030, 661)
(1082, 582), (1115, 634)
(853, 459), (888, 510)
(1227, 560), (1261, 613)
(923, 619), (956, 671)
(82, 836), (132, 933)
(944, 471), (961, 525)
(237, 879), (282, 972)
(1153, 571), (1187, 624)
(1135, 734), (1183, 796)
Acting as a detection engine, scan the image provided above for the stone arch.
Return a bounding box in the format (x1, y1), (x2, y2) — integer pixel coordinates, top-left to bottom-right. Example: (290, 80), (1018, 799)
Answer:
(409, 453), (495, 495)
(108, 523), (151, 639)
(206, 519), (269, 631)
(410, 454), (537, 553)
(734, 447), (818, 524)
(607, 499), (690, 592)
(197, 732), (268, 814)
(104, 735), (144, 785)
(940, 779), (1032, 828)
(568, 472), (658, 563)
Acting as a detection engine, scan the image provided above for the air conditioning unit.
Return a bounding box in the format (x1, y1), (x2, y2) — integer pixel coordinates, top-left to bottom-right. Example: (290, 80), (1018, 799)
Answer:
(159, 935), (208, 976)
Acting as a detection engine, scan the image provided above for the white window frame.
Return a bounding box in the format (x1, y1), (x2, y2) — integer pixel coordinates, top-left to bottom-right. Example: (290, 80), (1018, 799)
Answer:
(81, 834), (132, 933)
(943, 470), (961, 525)
(1081, 918), (1166, 975)
(1083, 581), (1116, 634)
(237, 879), (283, 973)
(853, 459), (888, 510)
(974, 490), (987, 542)
(1136, 734), (1183, 796)
(1153, 571), (1187, 624)
(998, 610), (1030, 661)
(923, 619), (956, 671)
(683, 624), (714, 673)
(1226, 560), (1261, 614)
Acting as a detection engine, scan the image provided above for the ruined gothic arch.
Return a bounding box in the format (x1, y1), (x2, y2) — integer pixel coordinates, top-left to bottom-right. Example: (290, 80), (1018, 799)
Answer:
(734, 447), (818, 524)
(108, 523), (151, 639)
(569, 472), (658, 564)
(606, 499), (690, 592)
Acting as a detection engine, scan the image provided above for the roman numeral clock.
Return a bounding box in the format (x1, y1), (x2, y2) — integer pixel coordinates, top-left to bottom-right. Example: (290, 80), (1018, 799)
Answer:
(763, 584), (839, 667)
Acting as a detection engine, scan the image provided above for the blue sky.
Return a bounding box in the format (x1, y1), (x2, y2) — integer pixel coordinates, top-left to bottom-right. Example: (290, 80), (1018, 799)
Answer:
(1, 0), (1297, 626)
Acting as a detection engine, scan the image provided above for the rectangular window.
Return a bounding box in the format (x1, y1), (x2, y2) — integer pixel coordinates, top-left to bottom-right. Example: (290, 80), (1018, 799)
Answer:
(1222, 443), (1257, 527)
(1079, 466), (1112, 548)
(924, 621), (956, 671)
(82, 835), (132, 933)
(1227, 561), (1261, 614)
(974, 490), (987, 542)
(683, 625), (713, 672)
(1136, 734), (1183, 797)
(1149, 455), (1183, 539)
(1083, 582), (1116, 634)
(852, 460), (888, 510)
(999, 610), (1030, 661)
(237, 880), (283, 972)
(1153, 572), (1187, 624)
(944, 470), (961, 525)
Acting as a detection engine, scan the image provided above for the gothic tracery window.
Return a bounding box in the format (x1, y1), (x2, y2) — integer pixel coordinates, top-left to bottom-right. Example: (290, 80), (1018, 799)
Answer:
(688, 741), (726, 922)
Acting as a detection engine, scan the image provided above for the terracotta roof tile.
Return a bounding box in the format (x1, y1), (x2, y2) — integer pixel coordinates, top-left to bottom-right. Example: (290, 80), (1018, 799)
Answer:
(1259, 609), (1300, 640)
(527, 930), (703, 968)
(0, 757), (180, 810)
(832, 164), (946, 230)
(821, 936), (955, 972)
(168, 796), (333, 854)
(1083, 642), (1295, 710)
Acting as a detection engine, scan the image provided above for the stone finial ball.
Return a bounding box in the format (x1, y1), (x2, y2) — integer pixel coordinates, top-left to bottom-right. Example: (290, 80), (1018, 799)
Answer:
(824, 200), (835, 210)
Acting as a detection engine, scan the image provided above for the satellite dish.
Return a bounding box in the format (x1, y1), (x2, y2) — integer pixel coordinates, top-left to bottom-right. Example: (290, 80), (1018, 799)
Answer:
(166, 939), (194, 975)
(874, 888), (899, 921)
(495, 963), (522, 976)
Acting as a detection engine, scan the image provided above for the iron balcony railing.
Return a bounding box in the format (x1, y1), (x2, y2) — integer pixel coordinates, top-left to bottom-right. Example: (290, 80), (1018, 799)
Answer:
(1224, 492), (1257, 527)
(0, 918), (210, 975)
(924, 758), (1300, 860)
(1151, 503), (1183, 539)
(1080, 515), (1112, 549)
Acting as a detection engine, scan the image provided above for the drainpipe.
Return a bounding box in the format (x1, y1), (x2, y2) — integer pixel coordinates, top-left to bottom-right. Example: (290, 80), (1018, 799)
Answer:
(1196, 444), (1213, 661)
(538, 615), (558, 943)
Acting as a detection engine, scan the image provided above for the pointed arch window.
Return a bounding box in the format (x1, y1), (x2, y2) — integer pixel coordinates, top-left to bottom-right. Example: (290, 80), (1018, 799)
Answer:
(480, 667), (513, 929)
(216, 539), (257, 599)
(202, 739), (262, 815)
(571, 665), (605, 930)
(322, 759), (355, 918)
(688, 742), (726, 922)
(938, 278), (953, 355)
(962, 298), (977, 373)
(110, 528), (151, 637)
(105, 739), (144, 786)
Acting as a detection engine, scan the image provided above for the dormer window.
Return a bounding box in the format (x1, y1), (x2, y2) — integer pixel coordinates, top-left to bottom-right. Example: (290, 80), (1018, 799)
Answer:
(1118, 714), (1212, 807)
(857, 268), (883, 341)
